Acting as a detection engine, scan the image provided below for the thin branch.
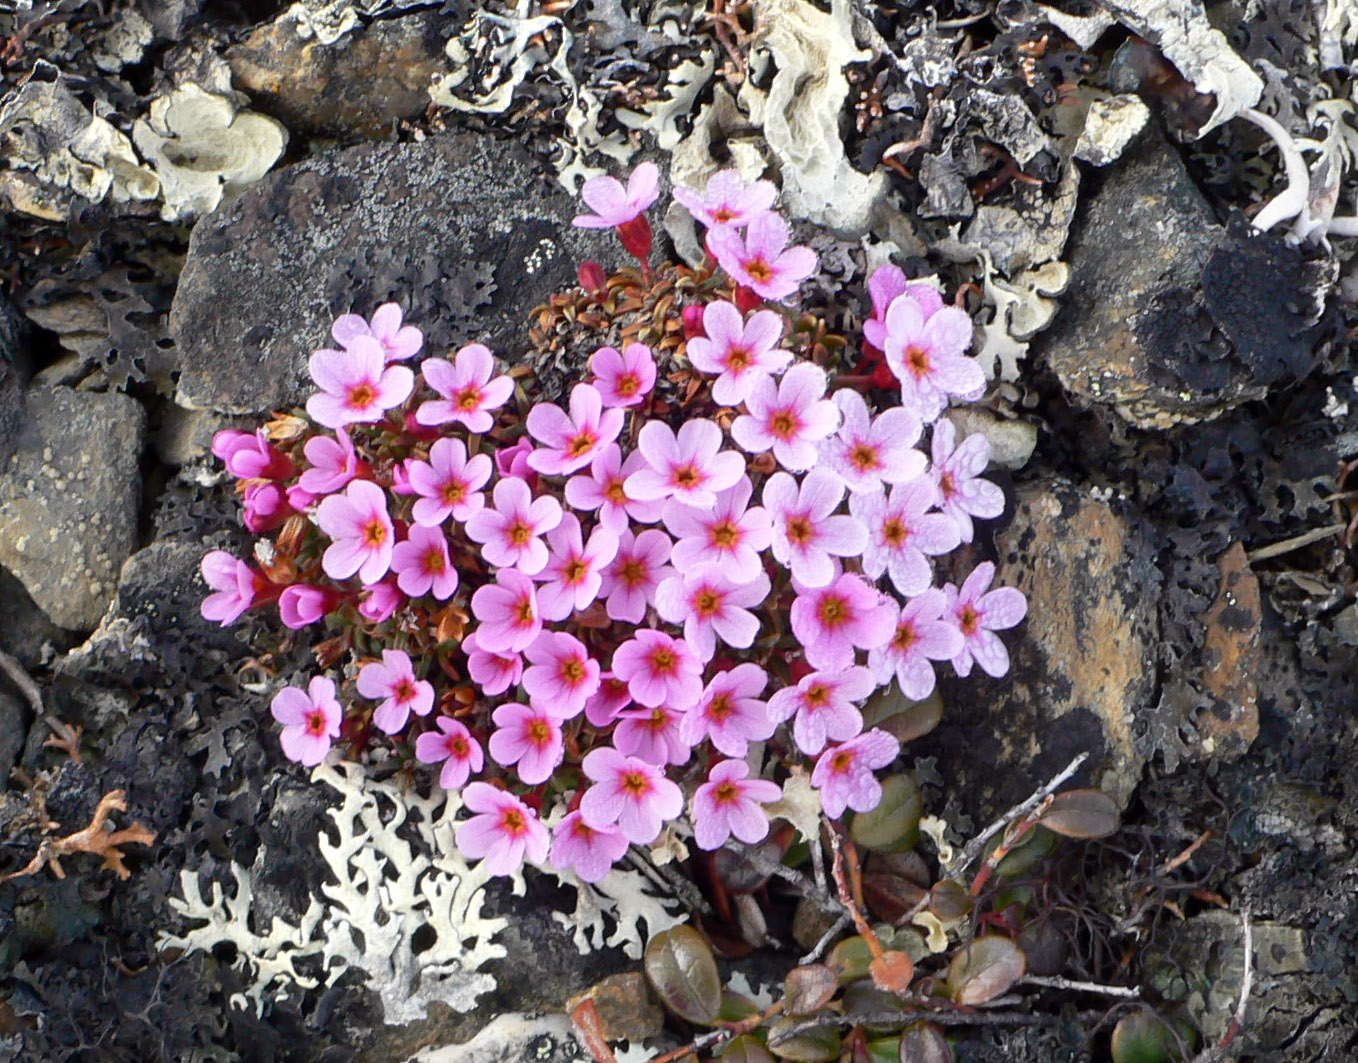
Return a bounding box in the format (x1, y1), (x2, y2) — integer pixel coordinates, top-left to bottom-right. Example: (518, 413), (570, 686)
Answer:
(1020, 975), (1140, 999)
(1245, 523), (1345, 563)
(1188, 908), (1253, 1063)
(958, 753), (1089, 872)
(0, 647), (80, 758)
(729, 840), (846, 918)
(799, 912), (851, 965)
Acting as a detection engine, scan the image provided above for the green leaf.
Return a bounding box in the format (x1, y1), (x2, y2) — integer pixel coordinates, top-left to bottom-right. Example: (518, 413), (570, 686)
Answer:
(945, 935), (1027, 1005)
(851, 774), (924, 851)
(828, 935), (875, 983)
(1111, 1012), (1182, 1063)
(722, 1035), (777, 1063)
(1039, 789), (1121, 839)
(864, 685), (945, 744)
(784, 964), (838, 1014)
(643, 925), (722, 1025)
(766, 1015), (842, 1061)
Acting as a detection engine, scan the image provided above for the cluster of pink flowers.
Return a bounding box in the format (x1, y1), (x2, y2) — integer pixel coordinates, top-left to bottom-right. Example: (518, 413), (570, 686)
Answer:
(201, 166), (1026, 882)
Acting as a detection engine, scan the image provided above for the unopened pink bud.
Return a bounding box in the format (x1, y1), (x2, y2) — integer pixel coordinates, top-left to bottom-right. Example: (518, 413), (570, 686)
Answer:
(279, 584), (341, 628)
(681, 304), (706, 339)
(578, 260), (607, 295)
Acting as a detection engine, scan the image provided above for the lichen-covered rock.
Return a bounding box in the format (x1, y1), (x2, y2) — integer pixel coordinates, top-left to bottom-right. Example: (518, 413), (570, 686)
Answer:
(171, 132), (614, 416)
(0, 387), (144, 631)
(228, 10), (449, 138)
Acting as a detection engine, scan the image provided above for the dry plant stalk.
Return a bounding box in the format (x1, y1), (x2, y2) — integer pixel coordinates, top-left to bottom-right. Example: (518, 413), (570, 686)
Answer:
(1, 788), (156, 884)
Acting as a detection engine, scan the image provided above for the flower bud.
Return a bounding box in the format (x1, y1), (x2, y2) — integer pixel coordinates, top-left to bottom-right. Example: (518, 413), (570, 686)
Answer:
(577, 260), (608, 296)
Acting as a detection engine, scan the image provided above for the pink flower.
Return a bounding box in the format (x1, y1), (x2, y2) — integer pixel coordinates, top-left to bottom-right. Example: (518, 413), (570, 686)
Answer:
(242, 481), (294, 534)
(489, 702), (564, 785)
(357, 649), (435, 734)
(406, 438), (493, 527)
(358, 577), (403, 622)
(279, 584), (340, 628)
(930, 420), (1004, 543)
(200, 551), (259, 625)
(790, 571), (896, 671)
(613, 704), (689, 766)
(693, 759), (782, 850)
(212, 429), (296, 481)
(944, 562), (1027, 678)
(417, 343), (514, 434)
(672, 168), (777, 229)
(764, 469), (867, 587)
(850, 479), (961, 597)
(662, 478), (772, 585)
(882, 294), (983, 423)
(812, 729), (900, 819)
(767, 667), (875, 756)
(522, 631), (600, 719)
(731, 364), (840, 472)
(330, 302), (423, 362)
(573, 161), (660, 228)
(271, 676), (343, 767)
(299, 428), (359, 495)
(678, 663), (774, 757)
(416, 717), (484, 790)
(526, 382), (625, 477)
(868, 588), (965, 701)
(316, 479), (395, 585)
(551, 811), (630, 883)
(654, 568), (770, 662)
(707, 211), (817, 301)
(470, 569), (543, 653)
(599, 528), (673, 623)
(390, 525), (459, 600)
(307, 336), (415, 429)
(565, 445), (664, 534)
(863, 265), (945, 352)
(591, 343), (656, 408)
(456, 782), (549, 875)
(584, 673), (632, 727)
(463, 631), (524, 696)
(626, 419), (745, 508)
(496, 436), (537, 485)
(579, 746), (683, 844)
(684, 302), (791, 406)
(822, 390), (925, 495)
(534, 514), (618, 621)
(611, 630), (703, 708)
(464, 476), (563, 575)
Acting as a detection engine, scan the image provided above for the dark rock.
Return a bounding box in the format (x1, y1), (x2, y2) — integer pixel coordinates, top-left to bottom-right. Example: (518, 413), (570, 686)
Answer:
(0, 691), (25, 789)
(0, 565), (78, 668)
(0, 387), (145, 631)
(228, 11), (449, 139)
(171, 132), (615, 416)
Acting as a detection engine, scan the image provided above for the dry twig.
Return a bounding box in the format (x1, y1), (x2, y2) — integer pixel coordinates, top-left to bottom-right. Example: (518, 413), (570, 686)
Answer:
(0, 647), (82, 763)
(0, 789), (157, 884)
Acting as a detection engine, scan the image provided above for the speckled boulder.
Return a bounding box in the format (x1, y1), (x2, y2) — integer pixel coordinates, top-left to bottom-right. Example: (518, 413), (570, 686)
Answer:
(0, 387), (145, 631)
(171, 132), (616, 416)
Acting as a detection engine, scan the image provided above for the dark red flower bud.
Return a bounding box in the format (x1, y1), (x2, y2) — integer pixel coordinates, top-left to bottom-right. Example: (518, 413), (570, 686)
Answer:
(617, 215), (653, 262)
(577, 260), (607, 295)
(734, 284), (763, 314)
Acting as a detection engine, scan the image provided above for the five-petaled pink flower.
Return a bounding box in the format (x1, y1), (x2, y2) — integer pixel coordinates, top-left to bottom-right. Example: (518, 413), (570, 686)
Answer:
(417, 343), (514, 434)
(299, 428), (359, 495)
(662, 478), (771, 586)
(591, 343), (657, 408)
(882, 293), (983, 423)
(465, 476), (563, 575)
(200, 551), (260, 625)
(307, 335), (415, 429)
(416, 717), (484, 790)
(672, 168), (777, 230)
(272, 676), (343, 767)
(390, 524), (459, 600)
(612, 630), (703, 708)
(822, 389), (925, 495)
(573, 161), (660, 228)
(358, 576), (403, 622)
(584, 673), (633, 727)
(626, 419), (746, 508)
(790, 571), (896, 671)
(551, 810), (630, 883)
(279, 584), (340, 629)
(463, 630), (524, 696)
(812, 729), (900, 819)
(678, 663), (774, 757)
(599, 528), (673, 623)
(732, 363), (839, 472)
(330, 302), (423, 362)
(862, 265), (945, 353)
(944, 561), (1027, 678)
(522, 630), (601, 719)
(579, 746), (683, 845)
(654, 568), (770, 661)
(684, 301), (792, 406)
(613, 704), (689, 766)
(489, 702), (565, 785)
(868, 588), (965, 701)
(212, 429), (296, 481)
(565, 444), (664, 535)
(315, 479), (395, 585)
(764, 469), (867, 587)
(406, 437), (493, 527)
(357, 649), (435, 734)
(930, 419), (1005, 543)
(707, 211), (817, 301)
(456, 782), (549, 876)
(767, 666), (875, 756)
(534, 513), (618, 621)
(526, 383), (624, 476)
(470, 569), (543, 653)
(693, 759), (782, 850)
(849, 478), (960, 597)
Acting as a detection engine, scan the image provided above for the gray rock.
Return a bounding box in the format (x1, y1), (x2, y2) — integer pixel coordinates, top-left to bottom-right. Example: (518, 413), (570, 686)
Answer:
(0, 565), (78, 667)
(0, 691), (25, 790)
(0, 387), (145, 631)
(171, 132), (615, 416)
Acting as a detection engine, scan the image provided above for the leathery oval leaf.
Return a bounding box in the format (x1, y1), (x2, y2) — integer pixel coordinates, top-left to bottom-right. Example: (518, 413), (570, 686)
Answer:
(784, 964), (839, 1014)
(767, 1014), (842, 1061)
(1038, 789), (1120, 839)
(851, 774), (924, 851)
(1110, 1011), (1181, 1063)
(898, 1020), (953, 1063)
(721, 1034), (777, 1063)
(945, 935), (1027, 1005)
(643, 925), (722, 1025)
